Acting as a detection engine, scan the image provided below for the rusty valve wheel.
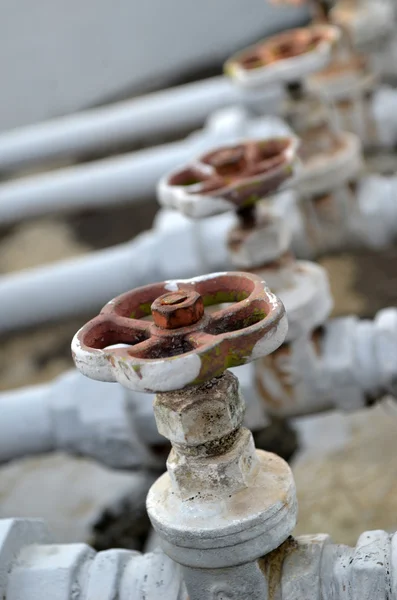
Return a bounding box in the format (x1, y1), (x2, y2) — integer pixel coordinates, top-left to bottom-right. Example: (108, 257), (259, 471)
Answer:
(72, 272), (288, 393)
(158, 137), (299, 219)
(224, 25), (339, 89)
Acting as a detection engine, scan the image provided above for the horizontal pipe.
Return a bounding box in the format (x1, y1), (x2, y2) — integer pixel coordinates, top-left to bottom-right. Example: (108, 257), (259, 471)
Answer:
(0, 385), (56, 462)
(0, 362), (266, 467)
(0, 370), (160, 469)
(0, 77), (281, 174)
(0, 235), (156, 332)
(0, 103), (286, 225)
(0, 214), (233, 333)
(0, 141), (189, 225)
(0, 114), (293, 332)
(2, 166), (397, 334)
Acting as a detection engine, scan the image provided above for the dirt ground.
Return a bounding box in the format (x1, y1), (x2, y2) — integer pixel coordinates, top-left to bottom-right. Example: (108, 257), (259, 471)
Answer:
(1, 174), (397, 547)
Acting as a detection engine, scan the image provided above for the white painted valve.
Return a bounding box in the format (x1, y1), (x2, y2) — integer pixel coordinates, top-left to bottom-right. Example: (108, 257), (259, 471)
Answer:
(0, 519), (187, 600)
(0, 370), (163, 471)
(1, 518), (397, 599)
(254, 307), (397, 418)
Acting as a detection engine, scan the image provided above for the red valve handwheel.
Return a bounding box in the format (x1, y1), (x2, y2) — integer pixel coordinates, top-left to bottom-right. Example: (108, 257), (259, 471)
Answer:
(158, 137), (298, 219)
(72, 272), (287, 393)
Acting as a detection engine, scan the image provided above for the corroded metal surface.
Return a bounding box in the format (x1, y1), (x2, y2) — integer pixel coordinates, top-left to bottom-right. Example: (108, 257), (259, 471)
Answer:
(72, 272), (287, 393)
(224, 25), (339, 88)
(151, 290), (204, 330)
(158, 137), (298, 218)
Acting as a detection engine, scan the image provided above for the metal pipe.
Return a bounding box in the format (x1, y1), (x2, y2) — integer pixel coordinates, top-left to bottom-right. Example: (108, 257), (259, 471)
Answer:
(0, 385), (56, 462)
(0, 77), (281, 174)
(2, 165), (397, 334)
(2, 518), (397, 600)
(0, 215), (232, 334)
(0, 112), (294, 333)
(0, 369), (164, 470)
(0, 105), (285, 225)
(0, 141), (189, 225)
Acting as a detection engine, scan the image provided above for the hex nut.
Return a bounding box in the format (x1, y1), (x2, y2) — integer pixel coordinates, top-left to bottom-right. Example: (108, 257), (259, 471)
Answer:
(151, 290), (204, 330)
(167, 427), (259, 500)
(153, 371), (244, 446)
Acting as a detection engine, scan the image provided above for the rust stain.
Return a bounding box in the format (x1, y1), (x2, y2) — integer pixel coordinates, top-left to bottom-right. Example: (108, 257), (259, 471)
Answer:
(258, 536), (299, 600)
(256, 329), (324, 412)
(255, 343), (294, 410)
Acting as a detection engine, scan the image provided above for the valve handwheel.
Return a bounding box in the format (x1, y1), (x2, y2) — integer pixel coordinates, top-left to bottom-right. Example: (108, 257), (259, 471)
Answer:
(158, 137), (299, 218)
(224, 25), (340, 89)
(72, 272), (287, 393)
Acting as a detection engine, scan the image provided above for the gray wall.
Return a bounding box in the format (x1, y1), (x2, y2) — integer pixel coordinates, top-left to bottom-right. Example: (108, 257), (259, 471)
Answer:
(1, 0), (306, 131)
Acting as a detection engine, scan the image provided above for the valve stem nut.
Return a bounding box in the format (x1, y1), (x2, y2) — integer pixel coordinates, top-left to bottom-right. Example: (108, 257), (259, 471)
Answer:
(151, 290), (205, 330)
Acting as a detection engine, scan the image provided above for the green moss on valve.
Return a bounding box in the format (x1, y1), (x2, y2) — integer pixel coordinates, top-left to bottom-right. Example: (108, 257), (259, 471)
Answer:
(130, 302), (152, 318)
(243, 309), (266, 328)
(202, 290), (248, 306)
(192, 341), (257, 385)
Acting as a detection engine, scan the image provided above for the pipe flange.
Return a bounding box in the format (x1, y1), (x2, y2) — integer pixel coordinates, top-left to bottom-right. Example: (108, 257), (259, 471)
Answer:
(297, 131), (363, 196)
(158, 137), (298, 219)
(147, 449), (297, 569)
(72, 272), (287, 393)
(224, 25), (340, 89)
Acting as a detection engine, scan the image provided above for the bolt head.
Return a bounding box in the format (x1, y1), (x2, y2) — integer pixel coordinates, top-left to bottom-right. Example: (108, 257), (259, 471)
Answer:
(151, 290), (204, 330)
(154, 372), (244, 446)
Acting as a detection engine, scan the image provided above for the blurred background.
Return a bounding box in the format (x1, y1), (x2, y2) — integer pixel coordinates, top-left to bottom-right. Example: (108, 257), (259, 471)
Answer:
(1, 0), (397, 552)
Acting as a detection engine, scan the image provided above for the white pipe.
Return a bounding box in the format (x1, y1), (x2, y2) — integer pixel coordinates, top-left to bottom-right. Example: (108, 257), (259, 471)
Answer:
(2, 167), (397, 334)
(0, 385), (56, 461)
(0, 77), (281, 174)
(0, 215), (232, 333)
(0, 370), (163, 470)
(0, 106), (285, 225)
(0, 363), (265, 468)
(0, 141), (189, 225)
(2, 165), (397, 334)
